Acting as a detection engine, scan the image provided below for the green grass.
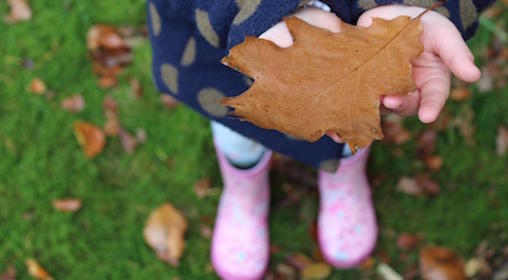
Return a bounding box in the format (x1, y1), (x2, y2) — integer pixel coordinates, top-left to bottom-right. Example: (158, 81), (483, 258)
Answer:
(0, 1), (507, 279)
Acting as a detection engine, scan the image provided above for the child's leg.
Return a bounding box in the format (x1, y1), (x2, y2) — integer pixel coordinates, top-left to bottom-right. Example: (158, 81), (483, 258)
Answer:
(211, 122), (266, 168)
(317, 146), (378, 268)
(210, 122), (271, 280)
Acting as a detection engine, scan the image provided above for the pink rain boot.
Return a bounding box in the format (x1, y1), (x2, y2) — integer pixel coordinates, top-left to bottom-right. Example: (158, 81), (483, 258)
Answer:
(317, 147), (378, 268)
(211, 144), (272, 280)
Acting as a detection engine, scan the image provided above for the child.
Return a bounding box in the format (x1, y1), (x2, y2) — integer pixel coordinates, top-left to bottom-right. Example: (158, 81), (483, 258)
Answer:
(148, 0), (493, 278)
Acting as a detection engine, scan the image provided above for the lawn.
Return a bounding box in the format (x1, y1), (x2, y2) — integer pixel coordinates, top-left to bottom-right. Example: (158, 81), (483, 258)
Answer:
(0, 1), (507, 279)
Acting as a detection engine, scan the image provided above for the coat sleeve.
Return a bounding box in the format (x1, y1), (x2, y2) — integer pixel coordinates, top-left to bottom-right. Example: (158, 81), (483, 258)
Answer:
(148, 0), (308, 51)
(321, 0), (496, 40)
(147, 0), (308, 97)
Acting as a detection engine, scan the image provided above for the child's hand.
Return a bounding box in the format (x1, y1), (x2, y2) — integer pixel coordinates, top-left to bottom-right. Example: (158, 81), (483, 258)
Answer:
(357, 5), (481, 123)
(259, 8), (341, 48)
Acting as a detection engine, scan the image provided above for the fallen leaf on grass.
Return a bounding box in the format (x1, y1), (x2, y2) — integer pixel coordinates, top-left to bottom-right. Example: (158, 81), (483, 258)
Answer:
(377, 263), (403, 280)
(194, 178), (212, 199)
(404, 265), (420, 280)
(160, 95), (179, 109)
(464, 258), (491, 278)
(25, 259), (53, 280)
(119, 127), (137, 154)
(452, 105), (475, 147)
(419, 246), (466, 280)
(275, 263), (297, 279)
(360, 257), (376, 271)
(29, 78), (46, 95)
(449, 87), (471, 101)
(286, 253), (313, 270)
(382, 115), (412, 145)
(199, 224), (212, 239)
(87, 25), (132, 88)
(0, 266), (16, 280)
(496, 126), (508, 156)
(73, 121), (106, 158)
(5, 0), (32, 23)
(87, 25), (128, 51)
(60, 94), (85, 113)
(415, 174), (440, 196)
(397, 177), (422, 196)
(129, 77), (143, 99)
(222, 15), (425, 152)
(300, 262), (331, 280)
(396, 175), (439, 196)
(52, 198), (82, 213)
(143, 203), (188, 266)
(418, 130), (437, 157)
(423, 155), (443, 171)
(397, 233), (424, 250)
(103, 96), (120, 136)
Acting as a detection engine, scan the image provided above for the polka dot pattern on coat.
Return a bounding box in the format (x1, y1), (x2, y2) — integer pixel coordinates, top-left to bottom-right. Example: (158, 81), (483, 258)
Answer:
(195, 9), (220, 47)
(181, 37), (197, 66)
(197, 88), (229, 117)
(161, 63), (179, 94)
(149, 2), (161, 36)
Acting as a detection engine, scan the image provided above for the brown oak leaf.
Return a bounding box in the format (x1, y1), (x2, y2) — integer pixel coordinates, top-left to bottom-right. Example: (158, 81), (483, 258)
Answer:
(73, 121), (106, 158)
(143, 203), (188, 266)
(222, 16), (423, 152)
(419, 246), (466, 280)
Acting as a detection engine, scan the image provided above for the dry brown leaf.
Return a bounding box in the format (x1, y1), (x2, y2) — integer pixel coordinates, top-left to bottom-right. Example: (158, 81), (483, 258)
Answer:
(160, 95), (179, 109)
(397, 233), (423, 251)
(377, 263), (403, 280)
(60, 94), (85, 113)
(418, 130), (437, 156)
(360, 257), (376, 271)
(0, 266), (16, 280)
(129, 77), (143, 98)
(118, 127), (137, 154)
(449, 87), (471, 101)
(103, 96), (120, 136)
(5, 0), (32, 23)
(275, 263), (297, 279)
(194, 178), (212, 199)
(87, 25), (131, 88)
(424, 155), (443, 171)
(143, 203), (188, 266)
(29, 78), (46, 95)
(286, 253), (313, 270)
(496, 126), (508, 156)
(73, 121), (106, 158)
(383, 115), (412, 144)
(300, 262), (331, 280)
(222, 16), (424, 152)
(87, 25), (129, 51)
(52, 198), (82, 213)
(419, 246), (466, 280)
(25, 259), (53, 280)
(397, 177), (422, 196)
(464, 258), (491, 278)
(452, 105), (475, 147)
(415, 174), (440, 196)
(199, 224), (212, 239)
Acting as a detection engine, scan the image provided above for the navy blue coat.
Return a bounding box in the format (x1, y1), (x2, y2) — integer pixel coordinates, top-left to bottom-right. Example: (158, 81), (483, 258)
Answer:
(147, 0), (493, 172)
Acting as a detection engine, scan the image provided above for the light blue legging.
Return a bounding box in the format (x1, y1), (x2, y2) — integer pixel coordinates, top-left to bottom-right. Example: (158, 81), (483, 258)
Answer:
(211, 122), (352, 167)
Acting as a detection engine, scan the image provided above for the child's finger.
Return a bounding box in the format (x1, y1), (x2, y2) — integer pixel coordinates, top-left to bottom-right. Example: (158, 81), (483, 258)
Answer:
(417, 69), (451, 123)
(326, 131), (344, 143)
(383, 91), (419, 116)
(431, 27), (481, 83)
